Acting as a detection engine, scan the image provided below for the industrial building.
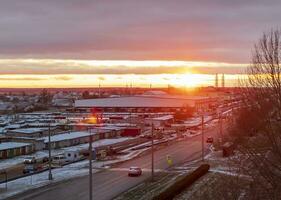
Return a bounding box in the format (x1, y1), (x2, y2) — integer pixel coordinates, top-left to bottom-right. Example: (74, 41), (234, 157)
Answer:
(7, 128), (52, 138)
(75, 95), (215, 112)
(0, 142), (35, 159)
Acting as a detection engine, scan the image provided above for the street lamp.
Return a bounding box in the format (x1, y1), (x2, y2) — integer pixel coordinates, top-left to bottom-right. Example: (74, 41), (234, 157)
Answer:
(48, 123), (53, 180)
(89, 128), (93, 200)
(219, 112), (223, 141)
(151, 123), (154, 181)
(201, 115), (204, 162)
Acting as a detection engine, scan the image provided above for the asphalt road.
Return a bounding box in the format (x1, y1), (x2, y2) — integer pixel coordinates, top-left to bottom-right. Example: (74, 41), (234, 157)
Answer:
(8, 125), (219, 200)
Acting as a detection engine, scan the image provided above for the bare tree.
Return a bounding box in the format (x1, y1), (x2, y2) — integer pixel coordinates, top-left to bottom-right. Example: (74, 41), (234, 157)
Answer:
(230, 29), (281, 200)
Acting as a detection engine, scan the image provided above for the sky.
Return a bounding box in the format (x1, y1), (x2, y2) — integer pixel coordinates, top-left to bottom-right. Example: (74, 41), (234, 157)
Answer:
(0, 0), (280, 88)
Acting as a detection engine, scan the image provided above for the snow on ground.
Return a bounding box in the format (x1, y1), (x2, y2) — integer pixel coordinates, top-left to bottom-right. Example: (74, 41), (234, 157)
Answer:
(183, 115), (213, 127)
(0, 160), (94, 199)
(0, 147), (147, 199)
(209, 169), (251, 179)
(0, 137), (133, 169)
(0, 149), (63, 169)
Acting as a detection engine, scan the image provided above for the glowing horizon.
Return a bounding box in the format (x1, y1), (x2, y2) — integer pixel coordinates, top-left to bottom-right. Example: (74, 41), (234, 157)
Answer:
(0, 73), (245, 88)
(0, 59), (247, 88)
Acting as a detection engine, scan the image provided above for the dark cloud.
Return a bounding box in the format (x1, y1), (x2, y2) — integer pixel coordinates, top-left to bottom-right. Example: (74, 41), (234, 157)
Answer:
(0, 0), (280, 63)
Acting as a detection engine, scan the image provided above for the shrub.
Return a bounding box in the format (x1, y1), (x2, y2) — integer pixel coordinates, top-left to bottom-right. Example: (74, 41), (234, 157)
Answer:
(153, 164), (210, 200)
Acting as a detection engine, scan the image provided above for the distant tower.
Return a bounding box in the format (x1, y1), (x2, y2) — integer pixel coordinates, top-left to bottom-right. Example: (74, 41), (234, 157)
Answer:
(222, 74), (225, 88)
(98, 82), (101, 97)
(215, 73), (218, 88)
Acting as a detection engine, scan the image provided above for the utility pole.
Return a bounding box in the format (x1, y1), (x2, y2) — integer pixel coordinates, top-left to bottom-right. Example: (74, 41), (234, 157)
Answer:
(201, 115), (204, 161)
(151, 123), (154, 181)
(222, 74), (225, 88)
(48, 124), (53, 180)
(89, 129), (93, 200)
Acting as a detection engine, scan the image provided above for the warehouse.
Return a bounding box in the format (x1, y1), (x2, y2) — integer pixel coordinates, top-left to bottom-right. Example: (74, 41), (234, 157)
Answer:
(145, 115), (174, 127)
(0, 142), (34, 159)
(74, 95), (214, 112)
(43, 131), (91, 149)
(42, 129), (122, 149)
(7, 128), (51, 138)
(90, 126), (125, 138)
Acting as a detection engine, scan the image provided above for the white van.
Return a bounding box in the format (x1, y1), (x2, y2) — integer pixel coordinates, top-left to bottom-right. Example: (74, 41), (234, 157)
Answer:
(53, 154), (67, 165)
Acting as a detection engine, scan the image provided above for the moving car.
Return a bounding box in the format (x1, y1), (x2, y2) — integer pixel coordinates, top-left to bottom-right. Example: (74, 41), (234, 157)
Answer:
(128, 167), (142, 177)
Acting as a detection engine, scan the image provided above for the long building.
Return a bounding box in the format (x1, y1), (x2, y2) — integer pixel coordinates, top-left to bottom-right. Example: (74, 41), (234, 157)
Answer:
(0, 142), (35, 159)
(75, 95), (215, 112)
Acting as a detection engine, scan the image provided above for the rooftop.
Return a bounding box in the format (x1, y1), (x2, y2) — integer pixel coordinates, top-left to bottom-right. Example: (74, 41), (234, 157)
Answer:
(75, 95), (209, 108)
(41, 131), (92, 143)
(152, 115), (174, 121)
(0, 142), (31, 151)
(9, 128), (49, 134)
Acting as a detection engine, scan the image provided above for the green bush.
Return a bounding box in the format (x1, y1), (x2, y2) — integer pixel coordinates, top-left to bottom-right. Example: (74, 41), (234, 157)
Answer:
(153, 164), (210, 200)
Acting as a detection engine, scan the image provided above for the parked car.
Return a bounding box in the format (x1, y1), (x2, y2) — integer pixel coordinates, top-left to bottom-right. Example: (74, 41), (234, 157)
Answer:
(206, 137), (214, 143)
(23, 163), (42, 174)
(128, 167), (142, 177)
(23, 156), (37, 164)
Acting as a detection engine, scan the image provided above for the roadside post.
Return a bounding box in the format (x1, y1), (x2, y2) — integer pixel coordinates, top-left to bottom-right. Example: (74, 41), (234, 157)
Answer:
(88, 108), (102, 200)
(151, 123), (154, 181)
(201, 114), (204, 161)
(89, 128), (93, 200)
(219, 112), (223, 141)
(48, 123), (53, 180)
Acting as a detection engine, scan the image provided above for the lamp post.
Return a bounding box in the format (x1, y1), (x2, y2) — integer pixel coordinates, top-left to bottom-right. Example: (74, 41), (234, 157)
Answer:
(151, 123), (154, 181)
(201, 115), (204, 161)
(89, 128), (93, 200)
(48, 124), (53, 180)
(219, 112), (223, 141)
